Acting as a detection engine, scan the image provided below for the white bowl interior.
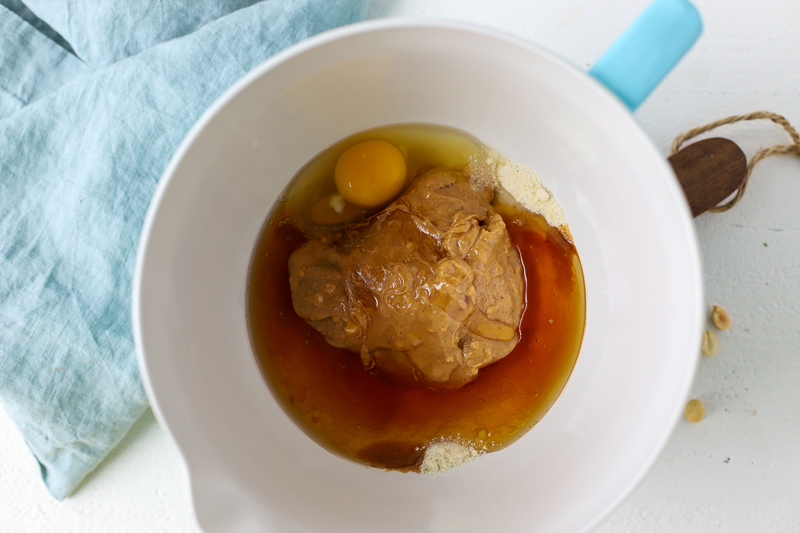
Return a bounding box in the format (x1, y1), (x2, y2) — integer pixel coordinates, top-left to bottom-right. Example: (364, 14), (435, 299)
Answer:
(134, 20), (703, 533)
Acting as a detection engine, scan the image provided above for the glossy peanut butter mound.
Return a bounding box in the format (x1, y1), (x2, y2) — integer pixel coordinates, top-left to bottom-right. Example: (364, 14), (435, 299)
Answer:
(288, 168), (524, 389)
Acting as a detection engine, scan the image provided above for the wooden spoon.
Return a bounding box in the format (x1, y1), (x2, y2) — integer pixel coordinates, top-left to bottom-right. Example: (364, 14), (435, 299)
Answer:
(667, 137), (747, 217)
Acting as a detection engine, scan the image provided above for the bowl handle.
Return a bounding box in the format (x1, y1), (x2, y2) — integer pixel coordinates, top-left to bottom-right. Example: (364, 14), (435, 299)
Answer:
(589, 0), (702, 111)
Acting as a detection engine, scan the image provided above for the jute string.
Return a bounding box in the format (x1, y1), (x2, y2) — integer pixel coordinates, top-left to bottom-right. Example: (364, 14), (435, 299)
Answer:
(670, 111), (800, 212)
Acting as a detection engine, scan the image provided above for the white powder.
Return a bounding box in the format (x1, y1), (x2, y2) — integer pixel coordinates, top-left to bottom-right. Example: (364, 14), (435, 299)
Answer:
(469, 149), (571, 240)
(419, 440), (481, 475)
(329, 193), (346, 214)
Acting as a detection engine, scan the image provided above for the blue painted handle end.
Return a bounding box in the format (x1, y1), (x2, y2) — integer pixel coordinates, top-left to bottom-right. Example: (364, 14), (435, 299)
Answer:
(589, 0), (702, 111)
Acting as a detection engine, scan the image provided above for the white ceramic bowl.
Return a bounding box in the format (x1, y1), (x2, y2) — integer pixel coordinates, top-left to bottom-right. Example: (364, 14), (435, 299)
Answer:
(133, 19), (703, 533)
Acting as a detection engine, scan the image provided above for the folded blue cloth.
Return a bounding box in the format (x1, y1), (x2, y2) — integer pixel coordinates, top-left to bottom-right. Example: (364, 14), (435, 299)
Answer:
(0, 0), (369, 500)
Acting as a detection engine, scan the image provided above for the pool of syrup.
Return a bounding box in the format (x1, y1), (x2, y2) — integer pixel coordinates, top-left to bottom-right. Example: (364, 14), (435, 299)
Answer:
(247, 123), (585, 468)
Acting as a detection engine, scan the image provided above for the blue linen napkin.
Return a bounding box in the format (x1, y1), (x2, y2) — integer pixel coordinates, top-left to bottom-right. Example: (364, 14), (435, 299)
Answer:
(0, 0), (369, 500)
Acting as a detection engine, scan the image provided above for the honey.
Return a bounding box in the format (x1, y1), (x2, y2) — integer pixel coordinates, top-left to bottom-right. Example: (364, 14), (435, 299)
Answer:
(247, 124), (586, 470)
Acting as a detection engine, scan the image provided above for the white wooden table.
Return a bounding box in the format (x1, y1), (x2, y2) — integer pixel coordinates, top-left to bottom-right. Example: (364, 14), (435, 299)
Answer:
(2, 1), (799, 531)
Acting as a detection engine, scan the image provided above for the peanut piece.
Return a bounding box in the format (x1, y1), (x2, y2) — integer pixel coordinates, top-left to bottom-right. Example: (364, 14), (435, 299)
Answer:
(684, 398), (705, 423)
(711, 305), (731, 330)
(701, 330), (719, 356)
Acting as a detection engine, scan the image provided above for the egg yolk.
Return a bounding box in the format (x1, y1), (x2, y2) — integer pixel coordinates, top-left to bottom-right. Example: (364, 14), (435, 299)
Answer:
(334, 140), (407, 207)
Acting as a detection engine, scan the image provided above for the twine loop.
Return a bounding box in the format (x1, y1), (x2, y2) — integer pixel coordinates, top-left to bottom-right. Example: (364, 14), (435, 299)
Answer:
(670, 111), (800, 212)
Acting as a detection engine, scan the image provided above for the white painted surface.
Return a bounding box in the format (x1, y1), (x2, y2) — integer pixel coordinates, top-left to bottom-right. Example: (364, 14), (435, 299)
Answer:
(1, 0), (798, 531)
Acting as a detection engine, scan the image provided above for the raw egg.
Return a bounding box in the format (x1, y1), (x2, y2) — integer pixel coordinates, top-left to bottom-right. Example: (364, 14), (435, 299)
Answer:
(334, 140), (407, 207)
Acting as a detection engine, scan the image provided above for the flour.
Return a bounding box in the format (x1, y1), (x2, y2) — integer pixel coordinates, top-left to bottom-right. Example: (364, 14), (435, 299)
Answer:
(420, 440), (481, 475)
(469, 149), (571, 240)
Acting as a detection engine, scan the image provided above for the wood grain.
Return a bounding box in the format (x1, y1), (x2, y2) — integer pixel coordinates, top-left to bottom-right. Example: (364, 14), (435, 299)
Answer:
(668, 137), (747, 217)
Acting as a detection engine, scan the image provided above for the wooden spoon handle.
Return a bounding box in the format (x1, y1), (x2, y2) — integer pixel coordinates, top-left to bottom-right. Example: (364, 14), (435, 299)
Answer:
(667, 137), (747, 217)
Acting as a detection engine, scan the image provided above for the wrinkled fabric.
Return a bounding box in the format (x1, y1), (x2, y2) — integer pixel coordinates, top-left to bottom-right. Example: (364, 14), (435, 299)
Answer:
(0, 0), (369, 500)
